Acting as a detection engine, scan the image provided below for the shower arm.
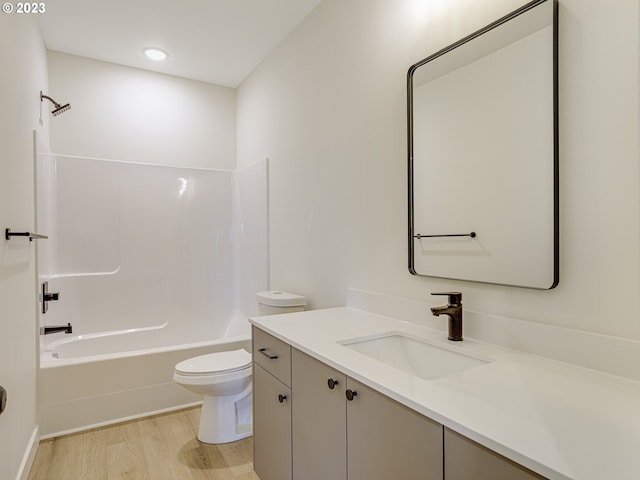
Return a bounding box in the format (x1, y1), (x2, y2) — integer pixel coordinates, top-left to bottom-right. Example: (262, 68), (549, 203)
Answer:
(40, 91), (61, 108)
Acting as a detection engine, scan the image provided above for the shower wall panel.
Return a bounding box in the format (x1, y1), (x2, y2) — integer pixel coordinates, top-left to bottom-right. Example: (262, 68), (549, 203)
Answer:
(36, 155), (256, 338)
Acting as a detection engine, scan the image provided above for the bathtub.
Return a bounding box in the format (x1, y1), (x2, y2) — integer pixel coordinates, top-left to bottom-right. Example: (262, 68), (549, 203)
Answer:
(37, 314), (252, 438)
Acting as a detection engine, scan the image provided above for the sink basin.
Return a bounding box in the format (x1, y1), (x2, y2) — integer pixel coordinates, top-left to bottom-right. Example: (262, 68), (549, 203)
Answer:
(339, 332), (489, 380)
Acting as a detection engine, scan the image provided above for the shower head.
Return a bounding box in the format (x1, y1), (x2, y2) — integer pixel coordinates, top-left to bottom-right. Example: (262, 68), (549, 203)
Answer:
(40, 91), (71, 117)
(51, 102), (71, 116)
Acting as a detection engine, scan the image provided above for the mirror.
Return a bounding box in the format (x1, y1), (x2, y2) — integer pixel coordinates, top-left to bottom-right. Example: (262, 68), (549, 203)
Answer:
(407, 0), (558, 289)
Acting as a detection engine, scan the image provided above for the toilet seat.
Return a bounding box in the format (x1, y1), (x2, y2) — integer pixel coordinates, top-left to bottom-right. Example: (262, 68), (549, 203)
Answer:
(175, 349), (251, 376)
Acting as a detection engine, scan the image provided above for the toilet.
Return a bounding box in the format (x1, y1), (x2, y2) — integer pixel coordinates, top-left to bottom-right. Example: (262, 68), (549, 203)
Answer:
(174, 349), (253, 444)
(173, 290), (306, 444)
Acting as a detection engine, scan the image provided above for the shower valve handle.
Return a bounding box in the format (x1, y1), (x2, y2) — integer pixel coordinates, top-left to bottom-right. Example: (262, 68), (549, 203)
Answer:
(43, 292), (60, 301)
(41, 281), (61, 314)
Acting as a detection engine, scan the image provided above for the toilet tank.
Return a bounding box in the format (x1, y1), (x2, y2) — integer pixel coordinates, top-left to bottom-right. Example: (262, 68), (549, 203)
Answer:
(256, 291), (306, 316)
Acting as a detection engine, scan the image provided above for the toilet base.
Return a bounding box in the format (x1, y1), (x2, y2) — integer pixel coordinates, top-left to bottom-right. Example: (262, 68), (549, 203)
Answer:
(197, 385), (252, 444)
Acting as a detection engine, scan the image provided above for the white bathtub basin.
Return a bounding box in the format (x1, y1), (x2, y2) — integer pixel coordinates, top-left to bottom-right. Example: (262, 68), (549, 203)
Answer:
(339, 332), (490, 380)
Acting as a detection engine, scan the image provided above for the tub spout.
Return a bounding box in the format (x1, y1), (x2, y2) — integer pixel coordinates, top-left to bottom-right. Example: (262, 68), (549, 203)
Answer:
(40, 323), (72, 335)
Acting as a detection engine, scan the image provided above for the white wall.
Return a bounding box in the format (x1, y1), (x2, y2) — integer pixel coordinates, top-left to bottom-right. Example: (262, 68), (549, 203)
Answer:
(48, 51), (237, 169)
(237, 0), (640, 341)
(0, 14), (49, 480)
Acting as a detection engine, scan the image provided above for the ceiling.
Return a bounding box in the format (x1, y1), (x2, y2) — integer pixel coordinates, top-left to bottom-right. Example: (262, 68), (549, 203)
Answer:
(37, 0), (322, 88)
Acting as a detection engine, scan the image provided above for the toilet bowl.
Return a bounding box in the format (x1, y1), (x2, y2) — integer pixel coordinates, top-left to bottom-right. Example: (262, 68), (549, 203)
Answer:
(174, 290), (306, 444)
(173, 349), (252, 444)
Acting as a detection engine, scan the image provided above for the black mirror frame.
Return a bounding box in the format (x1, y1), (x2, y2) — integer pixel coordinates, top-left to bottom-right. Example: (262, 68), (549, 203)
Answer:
(407, 0), (559, 290)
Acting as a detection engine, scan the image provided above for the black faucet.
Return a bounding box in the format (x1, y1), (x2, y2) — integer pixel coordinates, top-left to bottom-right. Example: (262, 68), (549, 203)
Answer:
(430, 292), (463, 341)
(40, 323), (73, 335)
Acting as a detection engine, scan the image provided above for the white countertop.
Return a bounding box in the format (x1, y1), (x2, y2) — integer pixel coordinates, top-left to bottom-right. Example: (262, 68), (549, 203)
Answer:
(250, 307), (640, 480)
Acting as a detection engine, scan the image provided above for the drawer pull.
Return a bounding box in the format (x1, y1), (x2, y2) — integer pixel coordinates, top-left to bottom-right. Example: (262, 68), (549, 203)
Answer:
(259, 348), (278, 360)
(346, 389), (358, 401)
(327, 378), (339, 390)
(278, 394), (288, 403)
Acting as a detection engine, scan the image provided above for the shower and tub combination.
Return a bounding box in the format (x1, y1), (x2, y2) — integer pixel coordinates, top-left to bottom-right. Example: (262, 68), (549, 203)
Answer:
(36, 153), (268, 437)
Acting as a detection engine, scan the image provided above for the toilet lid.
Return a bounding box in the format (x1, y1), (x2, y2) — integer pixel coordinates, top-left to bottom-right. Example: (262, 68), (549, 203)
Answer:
(175, 349), (251, 375)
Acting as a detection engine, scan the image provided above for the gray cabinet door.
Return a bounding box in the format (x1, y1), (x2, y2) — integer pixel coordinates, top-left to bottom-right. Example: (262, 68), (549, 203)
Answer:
(253, 363), (292, 480)
(346, 378), (443, 480)
(291, 349), (347, 480)
(444, 428), (547, 480)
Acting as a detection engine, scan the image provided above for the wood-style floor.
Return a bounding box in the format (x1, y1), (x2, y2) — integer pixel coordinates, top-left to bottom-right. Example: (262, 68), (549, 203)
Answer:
(28, 406), (260, 480)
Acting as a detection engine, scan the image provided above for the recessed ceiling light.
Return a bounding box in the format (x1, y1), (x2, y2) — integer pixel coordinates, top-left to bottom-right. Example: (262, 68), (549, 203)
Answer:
(143, 48), (168, 61)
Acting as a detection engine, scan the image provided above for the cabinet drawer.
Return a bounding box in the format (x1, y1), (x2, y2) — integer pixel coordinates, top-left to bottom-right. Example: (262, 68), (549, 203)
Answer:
(253, 326), (292, 386)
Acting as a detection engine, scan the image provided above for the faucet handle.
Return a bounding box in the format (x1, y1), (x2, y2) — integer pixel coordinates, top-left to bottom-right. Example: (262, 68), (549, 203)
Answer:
(431, 292), (462, 305)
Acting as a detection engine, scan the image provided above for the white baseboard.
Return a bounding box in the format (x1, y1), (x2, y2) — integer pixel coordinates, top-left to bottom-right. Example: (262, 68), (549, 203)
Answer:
(17, 425), (39, 480)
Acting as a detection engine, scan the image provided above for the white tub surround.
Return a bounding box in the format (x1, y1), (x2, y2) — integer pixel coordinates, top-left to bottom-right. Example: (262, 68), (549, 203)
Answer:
(36, 155), (269, 342)
(250, 304), (640, 480)
(35, 155), (268, 437)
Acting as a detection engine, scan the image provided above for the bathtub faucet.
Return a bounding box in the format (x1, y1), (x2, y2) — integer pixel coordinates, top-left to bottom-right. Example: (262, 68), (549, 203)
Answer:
(40, 323), (73, 335)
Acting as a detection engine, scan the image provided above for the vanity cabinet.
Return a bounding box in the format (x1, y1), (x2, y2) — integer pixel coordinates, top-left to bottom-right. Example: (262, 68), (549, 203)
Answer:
(252, 327), (292, 480)
(444, 428), (547, 480)
(252, 327), (546, 480)
(291, 349), (442, 480)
